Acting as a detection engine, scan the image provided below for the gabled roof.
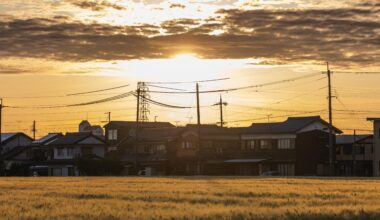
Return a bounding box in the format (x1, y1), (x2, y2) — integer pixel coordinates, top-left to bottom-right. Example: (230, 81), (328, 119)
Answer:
(104, 121), (175, 129)
(0, 133), (33, 144)
(32, 133), (63, 145)
(243, 116), (342, 134)
(49, 132), (105, 145)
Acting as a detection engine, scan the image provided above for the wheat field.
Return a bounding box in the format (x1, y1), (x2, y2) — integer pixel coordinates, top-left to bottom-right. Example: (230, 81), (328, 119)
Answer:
(0, 177), (380, 219)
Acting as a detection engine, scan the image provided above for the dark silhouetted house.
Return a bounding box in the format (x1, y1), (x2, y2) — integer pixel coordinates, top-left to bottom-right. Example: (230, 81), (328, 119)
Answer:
(104, 116), (342, 176)
(45, 132), (105, 176)
(0, 133), (34, 175)
(104, 121), (176, 175)
(174, 124), (241, 175)
(239, 116), (342, 176)
(336, 134), (373, 176)
(366, 118), (380, 177)
(0, 133), (33, 155)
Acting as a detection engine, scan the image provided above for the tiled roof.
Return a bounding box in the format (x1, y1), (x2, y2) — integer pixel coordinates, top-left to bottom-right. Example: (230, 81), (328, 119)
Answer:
(33, 133), (63, 145)
(243, 116), (342, 134)
(49, 132), (104, 145)
(0, 133), (33, 144)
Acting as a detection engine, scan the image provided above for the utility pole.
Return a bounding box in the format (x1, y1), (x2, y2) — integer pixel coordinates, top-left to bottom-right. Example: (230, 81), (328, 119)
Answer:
(196, 83), (201, 174)
(352, 129), (356, 176)
(217, 94), (227, 127)
(105, 112), (111, 123)
(32, 120), (36, 140)
(326, 62), (335, 176)
(134, 87), (141, 173)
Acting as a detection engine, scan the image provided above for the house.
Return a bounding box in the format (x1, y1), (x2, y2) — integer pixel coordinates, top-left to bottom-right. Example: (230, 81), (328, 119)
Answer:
(0, 133), (33, 155)
(336, 134), (373, 176)
(104, 121), (176, 174)
(174, 124), (241, 175)
(0, 133), (34, 175)
(366, 118), (380, 177)
(45, 132), (105, 176)
(104, 116), (342, 176)
(238, 116), (342, 176)
(79, 120), (104, 137)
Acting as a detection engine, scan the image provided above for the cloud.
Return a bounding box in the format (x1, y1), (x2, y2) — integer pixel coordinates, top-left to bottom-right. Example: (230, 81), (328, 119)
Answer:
(67, 0), (125, 11)
(169, 3), (186, 9)
(0, 6), (379, 67)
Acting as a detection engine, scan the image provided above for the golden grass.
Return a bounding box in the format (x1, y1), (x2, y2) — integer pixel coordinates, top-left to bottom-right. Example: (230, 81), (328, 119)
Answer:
(1, 177), (380, 219)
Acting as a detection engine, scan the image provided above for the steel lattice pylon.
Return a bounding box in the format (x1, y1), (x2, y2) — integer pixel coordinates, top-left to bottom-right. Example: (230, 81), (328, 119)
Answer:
(138, 82), (150, 122)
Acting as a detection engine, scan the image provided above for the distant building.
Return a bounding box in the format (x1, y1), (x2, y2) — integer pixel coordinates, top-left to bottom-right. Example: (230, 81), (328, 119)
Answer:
(79, 120), (104, 137)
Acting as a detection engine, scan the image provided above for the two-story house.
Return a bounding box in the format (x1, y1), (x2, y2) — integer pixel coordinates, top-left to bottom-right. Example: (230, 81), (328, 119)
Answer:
(239, 116), (342, 176)
(104, 121), (175, 174)
(45, 132), (105, 176)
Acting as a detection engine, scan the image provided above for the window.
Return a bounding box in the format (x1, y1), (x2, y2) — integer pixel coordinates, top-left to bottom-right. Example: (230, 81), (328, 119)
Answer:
(216, 147), (223, 155)
(67, 147), (74, 156)
(278, 139), (294, 149)
(278, 163), (295, 176)
(182, 141), (194, 149)
(156, 144), (166, 152)
(57, 148), (65, 156)
(260, 140), (271, 149)
(108, 129), (118, 140)
(246, 140), (255, 150)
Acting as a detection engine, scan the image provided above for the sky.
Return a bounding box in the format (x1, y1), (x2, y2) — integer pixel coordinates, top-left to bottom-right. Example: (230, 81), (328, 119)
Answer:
(0, 0), (379, 137)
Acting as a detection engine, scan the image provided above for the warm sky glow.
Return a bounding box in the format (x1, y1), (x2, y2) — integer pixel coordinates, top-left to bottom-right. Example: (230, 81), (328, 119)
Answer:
(0, 0), (379, 137)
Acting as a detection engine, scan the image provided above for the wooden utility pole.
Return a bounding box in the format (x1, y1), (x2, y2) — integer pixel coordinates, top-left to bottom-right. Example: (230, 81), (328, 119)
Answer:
(196, 83), (201, 126)
(32, 120), (36, 140)
(352, 129), (356, 176)
(327, 62), (335, 176)
(218, 94), (227, 127)
(196, 83), (201, 174)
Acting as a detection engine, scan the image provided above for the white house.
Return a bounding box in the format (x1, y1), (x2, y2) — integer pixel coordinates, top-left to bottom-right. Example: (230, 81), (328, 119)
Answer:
(46, 132), (105, 176)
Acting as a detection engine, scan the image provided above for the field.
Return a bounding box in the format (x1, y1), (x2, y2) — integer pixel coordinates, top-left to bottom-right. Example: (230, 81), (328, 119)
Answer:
(1, 177), (380, 220)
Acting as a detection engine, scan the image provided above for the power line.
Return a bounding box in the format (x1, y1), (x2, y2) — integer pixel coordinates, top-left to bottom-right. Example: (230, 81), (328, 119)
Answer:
(148, 73), (319, 94)
(145, 78), (230, 84)
(66, 84), (130, 96)
(4, 91), (135, 109)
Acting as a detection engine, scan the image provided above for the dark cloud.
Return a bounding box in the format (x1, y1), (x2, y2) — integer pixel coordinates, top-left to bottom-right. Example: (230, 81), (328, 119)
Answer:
(169, 3), (186, 9)
(67, 0), (125, 11)
(0, 7), (379, 66)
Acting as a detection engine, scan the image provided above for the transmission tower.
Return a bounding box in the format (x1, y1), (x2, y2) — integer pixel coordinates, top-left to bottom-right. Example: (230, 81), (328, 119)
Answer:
(137, 82), (150, 122)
